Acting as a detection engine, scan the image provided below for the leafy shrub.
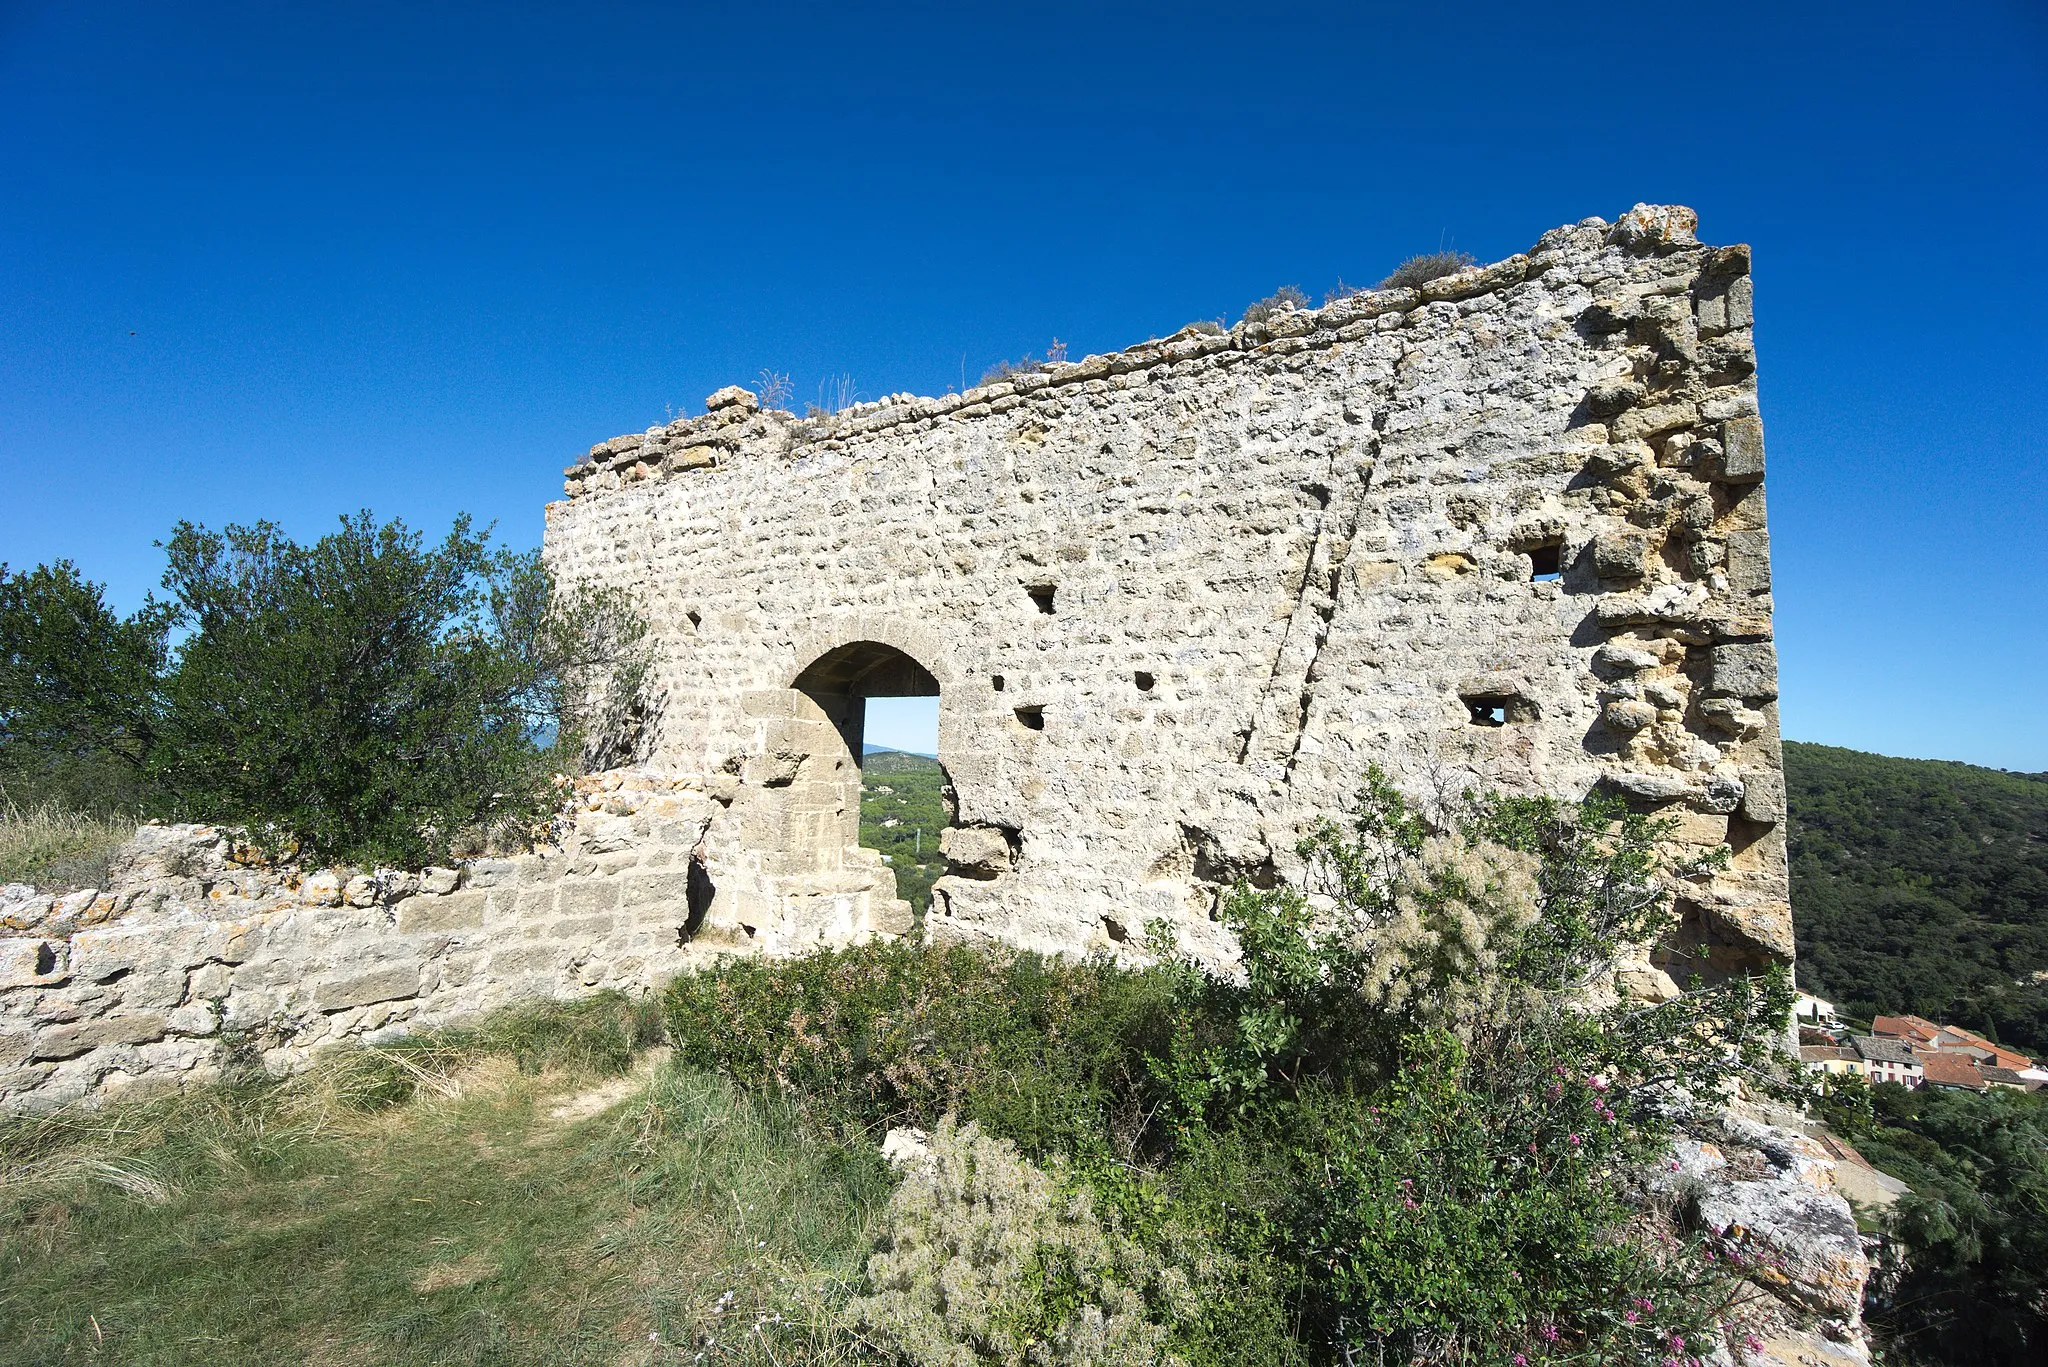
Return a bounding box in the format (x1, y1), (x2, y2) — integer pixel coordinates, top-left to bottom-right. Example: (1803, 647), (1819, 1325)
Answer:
(666, 939), (1174, 1160)
(1822, 1075), (2048, 1365)
(3, 515), (646, 868)
(848, 1118), (1172, 1366)
(672, 772), (1795, 1364)
(1239, 286), (1308, 326)
(0, 560), (171, 812)
(1378, 250), (1476, 290)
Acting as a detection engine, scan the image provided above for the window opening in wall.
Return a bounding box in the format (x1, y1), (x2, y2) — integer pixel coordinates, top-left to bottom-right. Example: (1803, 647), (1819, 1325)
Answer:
(1462, 693), (1534, 727)
(1528, 543), (1563, 582)
(1134, 671), (1155, 693)
(1466, 697), (1510, 727)
(793, 641), (954, 921)
(686, 609), (703, 629)
(1026, 584), (1057, 614)
(859, 693), (951, 919)
(1014, 705), (1046, 731)
(992, 674), (1006, 692)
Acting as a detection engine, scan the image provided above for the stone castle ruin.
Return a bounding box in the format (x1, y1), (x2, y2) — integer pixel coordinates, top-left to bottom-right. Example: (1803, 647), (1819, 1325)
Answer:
(1, 204), (1789, 1107)
(546, 201), (1786, 979)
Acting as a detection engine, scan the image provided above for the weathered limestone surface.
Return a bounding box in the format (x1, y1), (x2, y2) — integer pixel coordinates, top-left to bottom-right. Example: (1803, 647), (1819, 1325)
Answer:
(547, 204), (1789, 974)
(0, 775), (732, 1110)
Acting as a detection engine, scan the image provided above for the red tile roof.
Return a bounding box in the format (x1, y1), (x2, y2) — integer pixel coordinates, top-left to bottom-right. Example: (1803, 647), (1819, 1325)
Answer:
(1872, 1014), (1942, 1044)
(1935, 1027), (2034, 1072)
(1917, 1052), (1990, 1091)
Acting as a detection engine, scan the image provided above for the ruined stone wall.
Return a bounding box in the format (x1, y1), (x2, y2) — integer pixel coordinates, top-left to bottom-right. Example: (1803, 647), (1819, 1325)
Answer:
(546, 204), (1788, 977)
(0, 202), (1792, 1112)
(0, 775), (735, 1109)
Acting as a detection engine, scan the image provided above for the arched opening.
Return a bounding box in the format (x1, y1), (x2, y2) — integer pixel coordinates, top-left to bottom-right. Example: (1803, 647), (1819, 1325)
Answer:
(790, 641), (955, 919)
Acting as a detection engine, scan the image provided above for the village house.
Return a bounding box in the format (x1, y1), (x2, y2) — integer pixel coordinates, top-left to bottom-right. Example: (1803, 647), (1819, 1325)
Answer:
(1852, 1036), (1924, 1088)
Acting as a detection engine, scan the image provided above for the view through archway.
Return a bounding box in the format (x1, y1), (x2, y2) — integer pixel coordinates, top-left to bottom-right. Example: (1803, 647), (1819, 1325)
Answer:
(858, 695), (950, 914)
(789, 642), (955, 917)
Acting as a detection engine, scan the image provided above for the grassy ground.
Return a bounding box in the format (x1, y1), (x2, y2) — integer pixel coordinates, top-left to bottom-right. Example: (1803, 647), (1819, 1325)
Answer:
(857, 752), (951, 915)
(0, 999), (893, 1366)
(0, 802), (136, 890)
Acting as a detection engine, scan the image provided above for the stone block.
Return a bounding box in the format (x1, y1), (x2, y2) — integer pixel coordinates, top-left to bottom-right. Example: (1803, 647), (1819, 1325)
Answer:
(1610, 401), (1697, 443)
(33, 1012), (170, 1060)
(465, 859), (519, 889)
(0, 938), (64, 988)
(186, 962), (232, 999)
(420, 866), (462, 895)
(1708, 642), (1778, 701)
(487, 945), (558, 976)
(1720, 416), (1766, 482)
(299, 872), (344, 907)
(167, 1002), (219, 1036)
(1725, 529), (1771, 595)
(395, 889), (488, 934)
(940, 826), (1014, 874)
(312, 964), (422, 1012)
(548, 915), (615, 940)
(1740, 766), (1786, 826)
(1592, 530), (1651, 581)
(116, 967), (188, 1010)
(620, 872), (689, 909)
(557, 880), (621, 916)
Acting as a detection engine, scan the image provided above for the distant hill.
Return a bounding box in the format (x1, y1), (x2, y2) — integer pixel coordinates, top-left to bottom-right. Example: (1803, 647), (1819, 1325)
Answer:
(862, 746), (939, 771)
(1786, 741), (2048, 1053)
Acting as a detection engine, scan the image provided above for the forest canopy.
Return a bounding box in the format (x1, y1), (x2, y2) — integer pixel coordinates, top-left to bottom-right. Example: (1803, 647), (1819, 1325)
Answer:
(1787, 741), (2048, 1053)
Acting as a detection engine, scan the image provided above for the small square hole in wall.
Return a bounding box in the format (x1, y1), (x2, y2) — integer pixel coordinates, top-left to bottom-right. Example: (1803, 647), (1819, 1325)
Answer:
(1134, 671), (1155, 693)
(686, 609), (703, 629)
(1465, 696), (1511, 727)
(992, 674), (1006, 692)
(1026, 584), (1057, 614)
(1014, 705), (1046, 731)
(1528, 543), (1563, 582)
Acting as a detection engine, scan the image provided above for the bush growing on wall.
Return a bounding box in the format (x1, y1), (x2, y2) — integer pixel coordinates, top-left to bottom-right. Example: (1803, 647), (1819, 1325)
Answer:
(1, 514), (645, 868)
(668, 772), (1794, 1365)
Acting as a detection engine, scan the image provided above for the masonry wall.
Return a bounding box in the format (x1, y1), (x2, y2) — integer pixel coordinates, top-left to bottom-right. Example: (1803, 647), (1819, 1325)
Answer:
(0, 203), (1791, 1111)
(0, 775), (732, 1109)
(546, 203), (1789, 976)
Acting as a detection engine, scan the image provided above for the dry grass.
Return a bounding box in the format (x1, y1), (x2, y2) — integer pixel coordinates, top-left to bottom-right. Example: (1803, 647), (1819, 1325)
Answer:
(0, 998), (893, 1366)
(1377, 250), (1476, 290)
(0, 800), (136, 890)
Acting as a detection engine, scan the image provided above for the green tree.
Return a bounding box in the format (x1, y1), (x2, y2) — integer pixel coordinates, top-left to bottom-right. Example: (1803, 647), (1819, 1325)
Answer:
(144, 512), (643, 867)
(0, 560), (172, 811)
(1825, 1076), (2048, 1365)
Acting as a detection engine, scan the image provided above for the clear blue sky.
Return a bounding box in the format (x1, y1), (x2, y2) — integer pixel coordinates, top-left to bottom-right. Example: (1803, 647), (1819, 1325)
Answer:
(2, 2), (2043, 770)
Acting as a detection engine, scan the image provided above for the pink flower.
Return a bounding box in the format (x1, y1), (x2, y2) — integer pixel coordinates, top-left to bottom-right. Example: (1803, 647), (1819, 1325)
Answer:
(1624, 1310), (1638, 1324)
(1514, 1357), (1528, 1366)
(1744, 1335), (1764, 1352)
(1568, 1133), (1582, 1146)
(1540, 1323), (1559, 1343)
(1669, 1335), (1686, 1352)
(1588, 1075), (1609, 1092)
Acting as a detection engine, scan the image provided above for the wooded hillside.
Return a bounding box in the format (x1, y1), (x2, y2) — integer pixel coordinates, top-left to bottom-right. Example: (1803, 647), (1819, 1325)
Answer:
(1786, 741), (2048, 1053)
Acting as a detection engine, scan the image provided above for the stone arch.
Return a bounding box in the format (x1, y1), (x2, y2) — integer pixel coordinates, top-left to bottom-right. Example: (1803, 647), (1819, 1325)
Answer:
(780, 614), (961, 693)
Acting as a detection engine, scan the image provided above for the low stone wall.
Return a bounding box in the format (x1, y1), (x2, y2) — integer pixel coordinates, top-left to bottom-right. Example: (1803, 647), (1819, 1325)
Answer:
(0, 773), (757, 1110)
